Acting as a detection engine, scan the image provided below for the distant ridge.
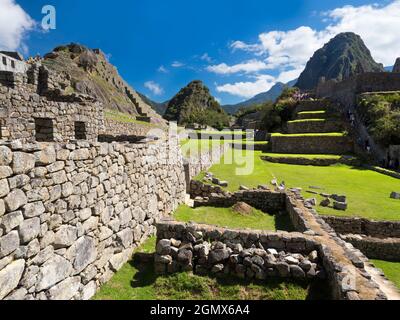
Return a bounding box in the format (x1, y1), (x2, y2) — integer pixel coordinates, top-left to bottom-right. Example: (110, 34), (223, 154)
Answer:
(222, 79), (296, 115)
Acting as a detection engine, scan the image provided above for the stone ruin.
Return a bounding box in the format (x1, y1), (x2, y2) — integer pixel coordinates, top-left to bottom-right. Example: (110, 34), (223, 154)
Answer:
(0, 56), (103, 143)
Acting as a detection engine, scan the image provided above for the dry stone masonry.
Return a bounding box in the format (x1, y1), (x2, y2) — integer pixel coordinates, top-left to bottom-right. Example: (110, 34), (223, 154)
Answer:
(0, 139), (187, 300)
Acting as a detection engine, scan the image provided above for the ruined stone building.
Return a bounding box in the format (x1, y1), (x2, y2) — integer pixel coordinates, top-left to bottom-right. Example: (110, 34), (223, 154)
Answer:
(0, 52), (104, 143)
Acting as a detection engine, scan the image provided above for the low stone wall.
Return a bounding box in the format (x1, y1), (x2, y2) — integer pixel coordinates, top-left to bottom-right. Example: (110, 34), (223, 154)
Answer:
(287, 120), (343, 134)
(192, 188), (286, 214)
(0, 139), (186, 300)
(271, 135), (354, 154)
(366, 166), (400, 180)
(340, 234), (400, 262)
(261, 155), (359, 167)
(322, 216), (400, 239)
(154, 220), (323, 281)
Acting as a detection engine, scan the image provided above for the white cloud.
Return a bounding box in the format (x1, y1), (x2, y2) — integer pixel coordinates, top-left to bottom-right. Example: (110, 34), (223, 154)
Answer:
(231, 1), (400, 70)
(276, 67), (304, 83)
(216, 74), (275, 98)
(144, 81), (164, 96)
(157, 65), (168, 73)
(200, 53), (213, 63)
(0, 0), (34, 51)
(325, 1), (400, 66)
(171, 61), (184, 68)
(207, 59), (270, 75)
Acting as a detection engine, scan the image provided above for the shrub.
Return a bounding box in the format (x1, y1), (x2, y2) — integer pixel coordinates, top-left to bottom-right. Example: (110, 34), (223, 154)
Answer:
(358, 94), (400, 145)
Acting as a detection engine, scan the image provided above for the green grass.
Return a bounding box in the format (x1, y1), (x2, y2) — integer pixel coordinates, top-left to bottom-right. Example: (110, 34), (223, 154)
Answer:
(105, 110), (157, 127)
(174, 205), (294, 231)
(179, 139), (267, 157)
(297, 111), (327, 115)
(271, 133), (345, 137)
(94, 237), (328, 300)
(287, 119), (327, 123)
(371, 260), (400, 289)
(196, 149), (400, 221)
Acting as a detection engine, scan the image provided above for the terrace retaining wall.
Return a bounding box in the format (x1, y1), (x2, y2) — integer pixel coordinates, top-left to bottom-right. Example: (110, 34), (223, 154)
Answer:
(270, 135), (354, 154)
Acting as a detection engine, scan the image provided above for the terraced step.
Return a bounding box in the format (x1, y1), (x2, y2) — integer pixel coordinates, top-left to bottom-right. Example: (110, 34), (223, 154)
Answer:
(287, 119), (343, 134)
(296, 111), (327, 120)
(295, 100), (327, 113)
(261, 153), (358, 166)
(270, 133), (353, 154)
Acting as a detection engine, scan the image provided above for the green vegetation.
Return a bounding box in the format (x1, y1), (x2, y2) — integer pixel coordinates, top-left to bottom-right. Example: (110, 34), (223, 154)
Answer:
(164, 80), (230, 130)
(297, 111), (326, 115)
(179, 139), (267, 157)
(196, 149), (400, 221)
(94, 237), (327, 300)
(260, 87), (300, 132)
(105, 109), (156, 126)
(358, 93), (400, 146)
(174, 205), (294, 231)
(287, 119), (327, 123)
(371, 260), (400, 289)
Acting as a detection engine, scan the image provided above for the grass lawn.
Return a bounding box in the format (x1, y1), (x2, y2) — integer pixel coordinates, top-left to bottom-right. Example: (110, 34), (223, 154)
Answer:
(174, 205), (294, 231)
(371, 260), (400, 289)
(287, 119), (327, 123)
(297, 111), (326, 115)
(93, 237), (328, 300)
(196, 149), (400, 221)
(180, 139), (268, 157)
(105, 109), (157, 127)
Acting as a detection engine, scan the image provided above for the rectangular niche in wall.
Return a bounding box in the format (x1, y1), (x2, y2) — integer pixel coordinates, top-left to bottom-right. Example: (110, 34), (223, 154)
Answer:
(35, 118), (54, 142)
(75, 121), (87, 140)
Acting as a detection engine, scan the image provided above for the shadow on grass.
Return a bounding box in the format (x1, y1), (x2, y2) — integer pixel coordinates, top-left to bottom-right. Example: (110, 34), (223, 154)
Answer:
(130, 254), (158, 288)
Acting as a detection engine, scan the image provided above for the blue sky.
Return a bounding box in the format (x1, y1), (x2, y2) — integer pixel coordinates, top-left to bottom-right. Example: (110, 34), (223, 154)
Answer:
(1, 0), (400, 104)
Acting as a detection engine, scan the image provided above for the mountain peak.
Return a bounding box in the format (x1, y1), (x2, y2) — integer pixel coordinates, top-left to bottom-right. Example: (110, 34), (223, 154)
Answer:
(295, 32), (385, 90)
(164, 81), (229, 128)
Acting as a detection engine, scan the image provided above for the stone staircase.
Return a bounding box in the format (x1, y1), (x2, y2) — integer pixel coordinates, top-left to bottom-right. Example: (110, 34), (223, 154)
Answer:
(270, 100), (354, 155)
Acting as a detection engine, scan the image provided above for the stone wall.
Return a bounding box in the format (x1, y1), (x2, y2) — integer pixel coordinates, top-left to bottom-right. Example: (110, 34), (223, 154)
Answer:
(316, 72), (400, 107)
(322, 216), (400, 239)
(340, 235), (400, 262)
(261, 155), (359, 167)
(154, 220), (323, 281)
(0, 69), (103, 143)
(0, 139), (186, 300)
(270, 135), (354, 154)
(189, 182), (285, 214)
(287, 120), (343, 134)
